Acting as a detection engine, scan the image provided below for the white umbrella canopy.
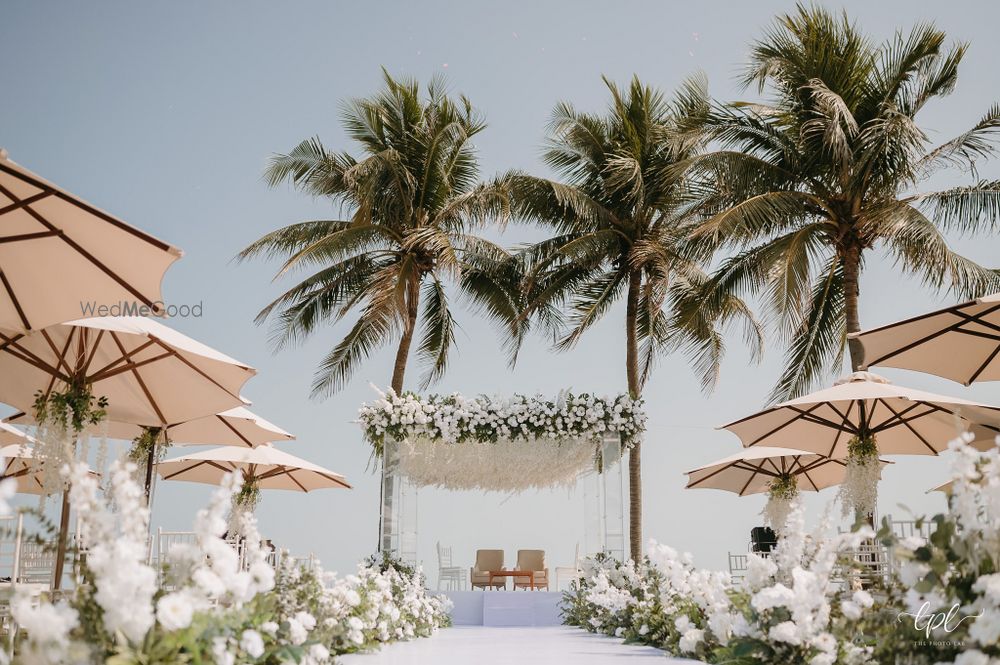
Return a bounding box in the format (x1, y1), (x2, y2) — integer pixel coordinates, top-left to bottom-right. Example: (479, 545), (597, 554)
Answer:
(851, 293), (1000, 385)
(685, 446), (891, 496)
(722, 372), (1000, 458)
(0, 316), (255, 426)
(0, 149), (182, 334)
(95, 406), (294, 448)
(0, 442), (99, 495)
(157, 444), (351, 492)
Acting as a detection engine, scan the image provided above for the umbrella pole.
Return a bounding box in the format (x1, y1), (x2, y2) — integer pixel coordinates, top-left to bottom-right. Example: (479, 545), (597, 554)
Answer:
(53, 489), (71, 591)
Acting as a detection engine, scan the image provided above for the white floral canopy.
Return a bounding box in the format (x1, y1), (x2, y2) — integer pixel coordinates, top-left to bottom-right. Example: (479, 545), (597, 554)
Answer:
(358, 389), (646, 492)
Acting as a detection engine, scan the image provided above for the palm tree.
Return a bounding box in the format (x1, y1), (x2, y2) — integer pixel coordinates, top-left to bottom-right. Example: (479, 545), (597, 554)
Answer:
(238, 71), (511, 551)
(504, 76), (761, 561)
(691, 4), (1000, 401)
(239, 70), (509, 398)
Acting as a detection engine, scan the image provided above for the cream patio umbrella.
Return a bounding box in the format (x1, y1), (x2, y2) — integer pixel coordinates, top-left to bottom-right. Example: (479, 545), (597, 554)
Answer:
(157, 444), (351, 492)
(0, 316), (255, 427)
(850, 293), (1000, 385)
(722, 372), (1000, 458)
(157, 444), (350, 524)
(0, 316), (255, 587)
(0, 442), (99, 495)
(97, 406), (294, 448)
(684, 446), (890, 496)
(0, 149), (182, 334)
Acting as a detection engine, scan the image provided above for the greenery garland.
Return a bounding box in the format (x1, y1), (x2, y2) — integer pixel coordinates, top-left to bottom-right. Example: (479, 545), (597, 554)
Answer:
(233, 476), (262, 512)
(767, 473), (799, 501)
(33, 381), (109, 433)
(763, 473), (799, 530)
(128, 427), (168, 467)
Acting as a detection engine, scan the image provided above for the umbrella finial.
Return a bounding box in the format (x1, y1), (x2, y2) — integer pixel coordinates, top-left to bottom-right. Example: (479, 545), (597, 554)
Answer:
(835, 371), (890, 386)
(0, 148), (7, 161)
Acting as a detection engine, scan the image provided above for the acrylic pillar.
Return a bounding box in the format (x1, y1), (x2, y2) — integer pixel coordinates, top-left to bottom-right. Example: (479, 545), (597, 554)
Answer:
(379, 438), (418, 565)
(583, 433), (626, 561)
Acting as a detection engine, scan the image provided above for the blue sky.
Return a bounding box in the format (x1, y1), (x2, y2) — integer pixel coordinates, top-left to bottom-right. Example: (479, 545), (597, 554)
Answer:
(3, 0), (999, 577)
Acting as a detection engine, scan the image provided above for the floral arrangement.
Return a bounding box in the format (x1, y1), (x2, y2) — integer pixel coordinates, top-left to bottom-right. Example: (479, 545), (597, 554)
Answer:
(30, 381), (110, 504)
(562, 436), (1000, 665)
(762, 473), (798, 532)
(358, 387), (645, 491)
(3, 458), (450, 663)
(358, 387), (646, 450)
(838, 435), (881, 519)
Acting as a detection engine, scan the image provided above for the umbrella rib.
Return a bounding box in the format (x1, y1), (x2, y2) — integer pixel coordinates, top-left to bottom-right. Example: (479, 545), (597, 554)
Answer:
(161, 460), (211, 480)
(869, 401), (923, 433)
(0, 270), (30, 330)
(149, 338), (247, 400)
(0, 190), (51, 215)
(39, 329), (75, 377)
(0, 230), (61, 244)
(87, 339), (158, 379)
(80, 329), (107, 377)
(968, 343), (1000, 384)
(0, 333), (66, 379)
(89, 351), (174, 383)
(13, 198), (160, 308)
(738, 467), (760, 496)
(0, 160), (174, 251)
(747, 403), (824, 447)
(789, 406), (858, 433)
(825, 400), (856, 457)
(877, 400), (939, 455)
(316, 471), (351, 489)
(686, 460), (742, 488)
(866, 303), (1000, 366)
(107, 331), (167, 424)
(218, 415), (255, 447)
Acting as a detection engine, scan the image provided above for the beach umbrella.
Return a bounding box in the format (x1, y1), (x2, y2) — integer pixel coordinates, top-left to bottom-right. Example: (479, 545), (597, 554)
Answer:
(0, 149), (182, 334)
(157, 444), (351, 493)
(98, 406), (294, 448)
(721, 372), (1000, 458)
(0, 316), (254, 426)
(0, 316), (255, 587)
(0, 442), (98, 495)
(850, 293), (1000, 385)
(684, 446), (890, 496)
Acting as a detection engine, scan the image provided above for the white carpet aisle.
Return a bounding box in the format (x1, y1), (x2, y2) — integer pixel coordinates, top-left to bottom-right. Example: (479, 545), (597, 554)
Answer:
(338, 626), (703, 665)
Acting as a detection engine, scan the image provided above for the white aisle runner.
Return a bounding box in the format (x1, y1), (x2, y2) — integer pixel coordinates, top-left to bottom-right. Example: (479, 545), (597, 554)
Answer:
(338, 626), (703, 665)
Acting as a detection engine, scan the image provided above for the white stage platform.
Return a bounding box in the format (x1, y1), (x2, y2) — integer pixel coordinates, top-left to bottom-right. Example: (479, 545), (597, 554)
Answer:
(444, 591), (563, 626)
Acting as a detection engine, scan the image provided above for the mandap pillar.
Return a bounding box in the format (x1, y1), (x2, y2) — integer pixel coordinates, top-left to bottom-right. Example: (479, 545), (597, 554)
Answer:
(378, 437), (418, 564)
(583, 433), (625, 561)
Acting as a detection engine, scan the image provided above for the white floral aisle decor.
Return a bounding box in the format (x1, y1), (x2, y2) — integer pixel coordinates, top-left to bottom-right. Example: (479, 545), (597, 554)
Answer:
(357, 388), (646, 491)
(5, 459), (450, 664)
(561, 437), (1000, 665)
(762, 473), (798, 532)
(837, 434), (881, 519)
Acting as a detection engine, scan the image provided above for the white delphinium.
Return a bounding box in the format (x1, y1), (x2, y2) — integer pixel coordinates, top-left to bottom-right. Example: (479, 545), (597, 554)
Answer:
(70, 459), (157, 644)
(10, 590), (80, 664)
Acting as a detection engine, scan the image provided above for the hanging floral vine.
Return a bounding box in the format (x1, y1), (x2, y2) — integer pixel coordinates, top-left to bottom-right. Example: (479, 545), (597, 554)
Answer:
(127, 426), (168, 485)
(228, 475), (261, 535)
(762, 473), (799, 531)
(31, 381), (110, 503)
(838, 434), (880, 519)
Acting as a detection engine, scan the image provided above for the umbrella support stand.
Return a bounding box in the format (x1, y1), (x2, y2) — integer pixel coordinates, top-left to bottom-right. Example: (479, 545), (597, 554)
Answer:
(53, 489), (71, 591)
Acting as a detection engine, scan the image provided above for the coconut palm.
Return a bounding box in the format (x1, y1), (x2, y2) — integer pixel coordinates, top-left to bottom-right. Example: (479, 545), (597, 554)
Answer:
(691, 4), (1000, 401)
(505, 75), (762, 561)
(239, 70), (510, 397)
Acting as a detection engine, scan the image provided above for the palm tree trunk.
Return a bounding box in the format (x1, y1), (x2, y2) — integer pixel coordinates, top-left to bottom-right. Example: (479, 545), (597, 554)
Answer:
(625, 271), (642, 562)
(842, 246), (864, 372)
(379, 278), (422, 553)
